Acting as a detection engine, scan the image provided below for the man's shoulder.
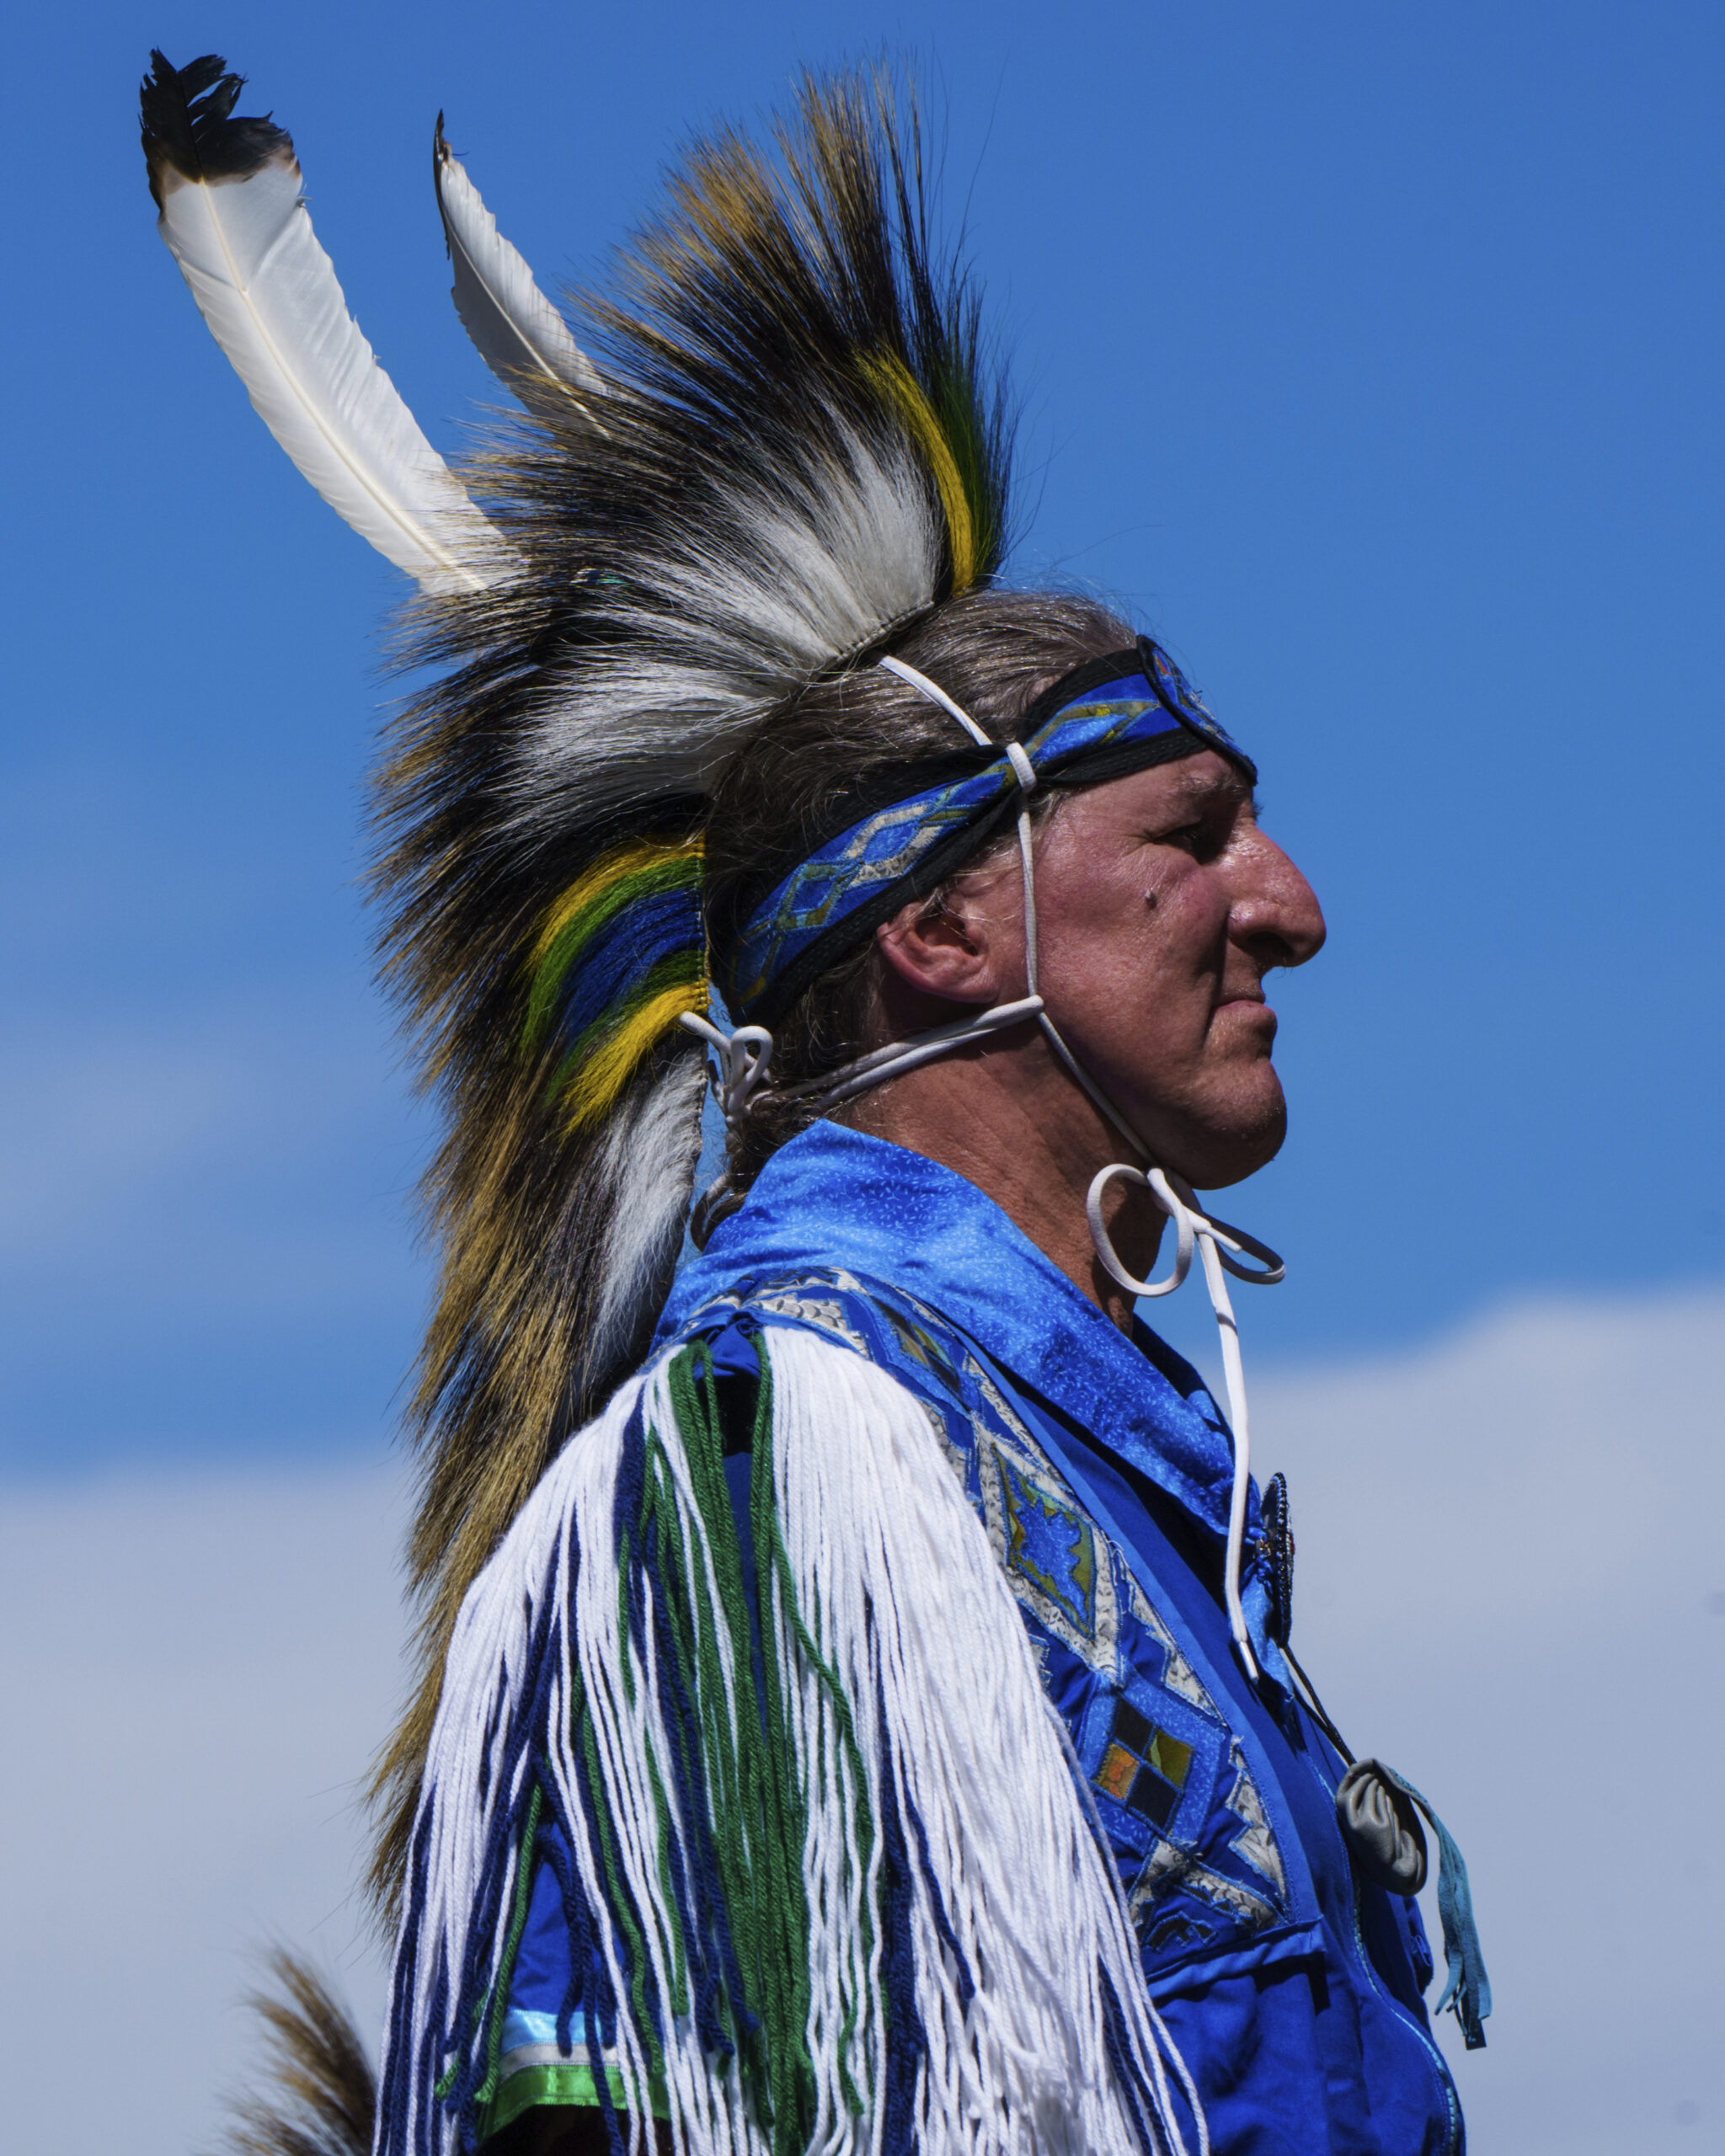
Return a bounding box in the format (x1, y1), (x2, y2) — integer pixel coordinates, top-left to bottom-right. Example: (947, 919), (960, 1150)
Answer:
(670, 1264), (987, 1406)
(665, 1266), (1089, 1523)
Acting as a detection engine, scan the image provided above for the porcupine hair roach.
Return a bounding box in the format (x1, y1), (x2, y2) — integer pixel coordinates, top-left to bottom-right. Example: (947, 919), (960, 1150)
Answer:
(367, 68), (1026, 1908)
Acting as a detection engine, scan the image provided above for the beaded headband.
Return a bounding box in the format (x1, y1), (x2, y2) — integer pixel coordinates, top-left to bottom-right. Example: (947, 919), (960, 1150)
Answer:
(719, 638), (1254, 1026)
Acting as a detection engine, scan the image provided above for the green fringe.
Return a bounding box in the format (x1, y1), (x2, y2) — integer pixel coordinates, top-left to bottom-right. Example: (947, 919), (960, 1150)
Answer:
(660, 1342), (814, 2148)
(451, 1335), (879, 2149)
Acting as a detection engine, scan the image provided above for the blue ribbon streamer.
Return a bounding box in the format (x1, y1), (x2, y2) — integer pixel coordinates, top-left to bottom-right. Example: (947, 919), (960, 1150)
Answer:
(1376, 1763), (1493, 2049)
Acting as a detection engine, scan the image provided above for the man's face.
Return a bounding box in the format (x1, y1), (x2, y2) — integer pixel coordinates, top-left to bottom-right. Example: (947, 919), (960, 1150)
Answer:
(943, 750), (1327, 1189)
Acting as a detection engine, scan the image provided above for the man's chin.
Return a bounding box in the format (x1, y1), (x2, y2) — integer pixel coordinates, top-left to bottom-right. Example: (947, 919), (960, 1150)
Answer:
(1151, 1082), (1288, 1193)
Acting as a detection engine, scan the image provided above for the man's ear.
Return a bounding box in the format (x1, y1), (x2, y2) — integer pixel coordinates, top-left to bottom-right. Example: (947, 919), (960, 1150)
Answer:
(876, 892), (1001, 1007)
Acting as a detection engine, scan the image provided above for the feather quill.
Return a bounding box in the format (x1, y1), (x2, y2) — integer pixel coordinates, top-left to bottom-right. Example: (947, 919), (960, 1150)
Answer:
(140, 52), (510, 593)
(433, 120), (608, 429)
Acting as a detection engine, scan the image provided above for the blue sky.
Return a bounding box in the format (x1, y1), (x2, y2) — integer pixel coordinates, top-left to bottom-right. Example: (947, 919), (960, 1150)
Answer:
(5, 0), (1722, 1470)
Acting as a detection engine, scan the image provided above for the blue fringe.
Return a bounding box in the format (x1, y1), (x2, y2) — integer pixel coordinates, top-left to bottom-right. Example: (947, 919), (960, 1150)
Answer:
(876, 1716), (929, 2156)
(1097, 1961), (1164, 2156)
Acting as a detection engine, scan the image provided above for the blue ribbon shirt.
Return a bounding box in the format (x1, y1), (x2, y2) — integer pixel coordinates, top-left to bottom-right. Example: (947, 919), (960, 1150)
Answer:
(499, 1122), (1464, 2154)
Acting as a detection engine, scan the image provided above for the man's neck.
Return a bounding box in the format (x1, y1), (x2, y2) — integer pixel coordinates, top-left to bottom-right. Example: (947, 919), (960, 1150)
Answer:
(842, 1029), (1166, 1332)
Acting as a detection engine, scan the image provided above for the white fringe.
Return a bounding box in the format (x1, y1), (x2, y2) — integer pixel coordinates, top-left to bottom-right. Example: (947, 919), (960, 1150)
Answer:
(387, 1327), (1200, 2156)
(766, 1327), (1196, 2156)
(382, 1375), (626, 2156)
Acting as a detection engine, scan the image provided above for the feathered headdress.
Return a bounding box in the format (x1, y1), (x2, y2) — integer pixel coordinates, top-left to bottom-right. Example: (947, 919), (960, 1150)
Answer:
(140, 51), (1011, 1903)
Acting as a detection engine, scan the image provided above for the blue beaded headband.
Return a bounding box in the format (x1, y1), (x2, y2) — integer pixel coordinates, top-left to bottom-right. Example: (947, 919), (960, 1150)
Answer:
(718, 638), (1254, 1025)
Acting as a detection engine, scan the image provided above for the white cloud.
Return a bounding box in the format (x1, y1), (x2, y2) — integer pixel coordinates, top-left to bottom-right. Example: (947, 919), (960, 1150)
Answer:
(1256, 1284), (1725, 2154)
(4, 1287), (1721, 2155)
(0, 1464), (407, 2154)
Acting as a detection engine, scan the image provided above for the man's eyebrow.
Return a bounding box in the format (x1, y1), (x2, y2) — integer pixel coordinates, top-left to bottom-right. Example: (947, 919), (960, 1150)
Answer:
(1158, 766), (1260, 814)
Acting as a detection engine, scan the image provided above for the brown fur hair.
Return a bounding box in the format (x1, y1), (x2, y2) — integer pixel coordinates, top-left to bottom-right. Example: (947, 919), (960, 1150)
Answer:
(218, 1953), (377, 2156)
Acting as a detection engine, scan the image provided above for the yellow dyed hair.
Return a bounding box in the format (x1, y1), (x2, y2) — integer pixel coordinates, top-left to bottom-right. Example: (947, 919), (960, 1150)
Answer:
(859, 349), (978, 593)
(529, 835), (705, 971)
(557, 979), (711, 1135)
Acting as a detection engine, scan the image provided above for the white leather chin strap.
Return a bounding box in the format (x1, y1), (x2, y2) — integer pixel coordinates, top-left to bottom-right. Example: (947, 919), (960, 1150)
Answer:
(684, 653), (1284, 1679)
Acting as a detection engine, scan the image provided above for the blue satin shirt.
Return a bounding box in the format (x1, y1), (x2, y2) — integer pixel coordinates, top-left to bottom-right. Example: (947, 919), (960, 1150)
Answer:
(496, 1122), (1464, 2154)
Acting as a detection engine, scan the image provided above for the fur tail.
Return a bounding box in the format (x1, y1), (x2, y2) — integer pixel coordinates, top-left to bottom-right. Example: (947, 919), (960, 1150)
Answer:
(219, 1951), (377, 2156)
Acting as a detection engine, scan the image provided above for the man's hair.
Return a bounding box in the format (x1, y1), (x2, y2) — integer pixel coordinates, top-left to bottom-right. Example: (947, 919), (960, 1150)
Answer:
(704, 587), (1134, 1187)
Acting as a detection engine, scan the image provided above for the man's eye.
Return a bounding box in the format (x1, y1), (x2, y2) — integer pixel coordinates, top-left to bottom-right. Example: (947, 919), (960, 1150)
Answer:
(1158, 822), (1207, 855)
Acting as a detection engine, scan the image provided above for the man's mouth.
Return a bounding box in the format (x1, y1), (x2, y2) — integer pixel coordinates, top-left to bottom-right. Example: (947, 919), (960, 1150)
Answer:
(1211, 992), (1278, 1042)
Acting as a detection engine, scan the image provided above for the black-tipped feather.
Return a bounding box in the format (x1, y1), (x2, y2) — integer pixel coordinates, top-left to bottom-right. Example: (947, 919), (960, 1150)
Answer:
(432, 116), (608, 427)
(140, 51), (288, 201)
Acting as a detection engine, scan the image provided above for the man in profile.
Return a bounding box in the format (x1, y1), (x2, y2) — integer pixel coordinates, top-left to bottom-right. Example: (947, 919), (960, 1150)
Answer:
(143, 48), (1482, 2156)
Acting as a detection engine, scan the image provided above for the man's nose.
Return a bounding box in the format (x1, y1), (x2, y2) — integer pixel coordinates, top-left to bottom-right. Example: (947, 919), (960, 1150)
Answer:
(1234, 835), (1327, 970)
